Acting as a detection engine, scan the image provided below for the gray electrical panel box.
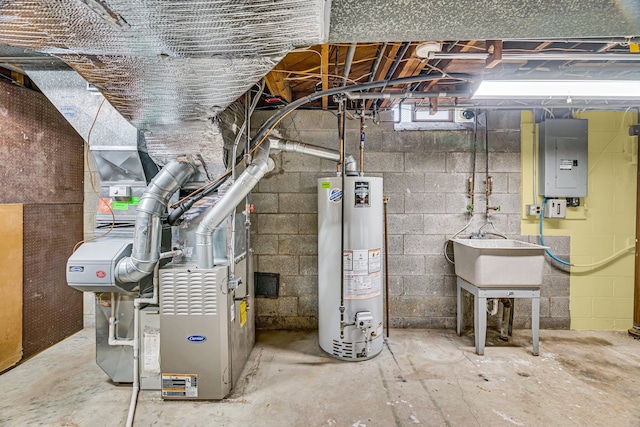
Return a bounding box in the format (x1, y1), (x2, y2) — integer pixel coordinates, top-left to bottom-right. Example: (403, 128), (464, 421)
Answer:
(539, 119), (588, 198)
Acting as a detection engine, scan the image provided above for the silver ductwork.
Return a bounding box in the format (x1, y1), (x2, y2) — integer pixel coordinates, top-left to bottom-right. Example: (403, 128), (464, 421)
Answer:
(0, 1), (330, 131)
(196, 140), (271, 269)
(116, 161), (197, 283)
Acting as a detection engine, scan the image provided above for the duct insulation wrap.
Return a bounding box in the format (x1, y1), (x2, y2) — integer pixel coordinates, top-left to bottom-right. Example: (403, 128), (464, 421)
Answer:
(0, 0), (330, 128)
(317, 177), (384, 361)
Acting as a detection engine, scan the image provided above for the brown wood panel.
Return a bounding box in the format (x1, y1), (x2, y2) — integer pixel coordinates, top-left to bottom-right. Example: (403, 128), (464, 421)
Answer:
(22, 203), (83, 358)
(0, 204), (23, 372)
(0, 80), (85, 359)
(0, 80), (83, 205)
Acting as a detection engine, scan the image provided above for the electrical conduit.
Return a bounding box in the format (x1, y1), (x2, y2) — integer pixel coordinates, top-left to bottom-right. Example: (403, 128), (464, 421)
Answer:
(539, 197), (633, 268)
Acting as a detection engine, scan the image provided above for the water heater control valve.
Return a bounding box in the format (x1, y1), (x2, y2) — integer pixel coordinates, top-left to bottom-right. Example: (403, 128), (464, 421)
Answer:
(355, 311), (374, 329)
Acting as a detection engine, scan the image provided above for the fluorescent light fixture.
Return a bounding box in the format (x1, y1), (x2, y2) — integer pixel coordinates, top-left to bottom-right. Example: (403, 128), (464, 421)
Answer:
(473, 80), (640, 99)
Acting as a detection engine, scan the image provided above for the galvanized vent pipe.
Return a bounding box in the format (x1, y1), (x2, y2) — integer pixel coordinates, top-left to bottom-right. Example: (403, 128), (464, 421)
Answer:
(193, 74), (464, 270)
(269, 137), (358, 173)
(115, 160), (197, 283)
(196, 140), (272, 269)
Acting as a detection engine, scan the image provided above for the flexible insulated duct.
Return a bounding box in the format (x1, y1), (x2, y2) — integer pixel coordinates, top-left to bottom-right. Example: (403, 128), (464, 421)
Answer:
(116, 160), (197, 283)
(196, 140), (271, 269)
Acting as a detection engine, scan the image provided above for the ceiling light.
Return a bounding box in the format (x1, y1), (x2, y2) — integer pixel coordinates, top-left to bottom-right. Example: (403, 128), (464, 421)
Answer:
(472, 80), (640, 99)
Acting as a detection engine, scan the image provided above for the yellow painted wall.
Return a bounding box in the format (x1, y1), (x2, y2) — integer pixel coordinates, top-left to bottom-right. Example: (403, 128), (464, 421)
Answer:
(521, 111), (638, 330)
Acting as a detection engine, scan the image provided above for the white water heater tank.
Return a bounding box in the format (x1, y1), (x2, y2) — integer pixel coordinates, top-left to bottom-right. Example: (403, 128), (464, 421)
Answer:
(317, 176), (384, 360)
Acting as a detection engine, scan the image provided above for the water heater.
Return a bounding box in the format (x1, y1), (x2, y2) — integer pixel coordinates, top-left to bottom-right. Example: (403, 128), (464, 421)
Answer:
(317, 176), (384, 360)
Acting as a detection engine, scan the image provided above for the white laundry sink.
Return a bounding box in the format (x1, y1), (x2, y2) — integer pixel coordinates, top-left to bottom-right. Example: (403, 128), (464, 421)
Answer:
(452, 239), (548, 287)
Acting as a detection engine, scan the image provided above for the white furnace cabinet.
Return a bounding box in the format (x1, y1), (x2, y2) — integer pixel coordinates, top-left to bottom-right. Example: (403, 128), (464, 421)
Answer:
(159, 265), (232, 400)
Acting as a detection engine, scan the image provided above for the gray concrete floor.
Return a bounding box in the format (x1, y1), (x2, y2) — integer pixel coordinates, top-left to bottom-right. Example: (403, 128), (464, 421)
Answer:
(1, 328), (639, 426)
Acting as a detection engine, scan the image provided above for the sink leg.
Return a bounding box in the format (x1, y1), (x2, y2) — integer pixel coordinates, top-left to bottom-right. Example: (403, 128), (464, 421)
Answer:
(508, 298), (515, 336)
(457, 283), (462, 336)
(475, 296), (486, 356)
(532, 295), (540, 356)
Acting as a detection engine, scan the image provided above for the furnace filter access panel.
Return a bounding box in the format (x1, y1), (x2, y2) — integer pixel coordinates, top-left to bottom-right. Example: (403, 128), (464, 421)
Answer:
(539, 118), (588, 198)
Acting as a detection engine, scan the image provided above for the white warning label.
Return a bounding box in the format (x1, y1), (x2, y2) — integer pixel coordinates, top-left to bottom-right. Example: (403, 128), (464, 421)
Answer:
(351, 250), (368, 274)
(368, 248), (381, 273)
(344, 271), (381, 300)
(559, 159), (573, 170)
(343, 250), (353, 271)
(143, 326), (160, 374)
(162, 374), (198, 398)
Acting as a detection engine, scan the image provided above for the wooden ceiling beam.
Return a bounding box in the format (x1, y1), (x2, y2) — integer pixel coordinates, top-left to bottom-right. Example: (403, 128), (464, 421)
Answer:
(485, 40), (503, 69)
(365, 42), (402, 111)
(422, 40), (478, 92)
(381, 43), (425, 108)
(264, 60), (292, 103)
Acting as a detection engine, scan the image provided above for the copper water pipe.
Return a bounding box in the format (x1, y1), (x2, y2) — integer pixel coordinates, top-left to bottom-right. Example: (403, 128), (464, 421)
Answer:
(383, 195), (390, 337)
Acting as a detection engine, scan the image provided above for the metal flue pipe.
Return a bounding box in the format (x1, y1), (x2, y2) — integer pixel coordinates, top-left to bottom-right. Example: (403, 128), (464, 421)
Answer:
(341, 44), (356, 87)
(269, 137), (358, 174)
(115, 160), (197, 283)
(269, 137), (340, 162)
(195, 73), (467, 270)
(196, 140), (271, 268)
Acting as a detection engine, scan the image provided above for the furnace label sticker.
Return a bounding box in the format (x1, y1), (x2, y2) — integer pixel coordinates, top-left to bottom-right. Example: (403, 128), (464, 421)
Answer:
(321, 181), (331, 189)
(111, 201), (129, 210)
(368, 248), (381, 273)
(239, 300), (247, 328)
(344, 272), (381, 299)
(143, 326), (160, 374)
(98, 197), (112, 214)
(162, 374), (198, 398)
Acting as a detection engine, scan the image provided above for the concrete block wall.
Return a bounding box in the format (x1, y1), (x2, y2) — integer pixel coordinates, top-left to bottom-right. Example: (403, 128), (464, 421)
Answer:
(82, 155), (100, 328)
(250, 109), (570, 330)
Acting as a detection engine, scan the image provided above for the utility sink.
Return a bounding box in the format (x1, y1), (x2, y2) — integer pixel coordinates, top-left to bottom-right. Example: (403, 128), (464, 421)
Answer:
(452, 239), (548, 287)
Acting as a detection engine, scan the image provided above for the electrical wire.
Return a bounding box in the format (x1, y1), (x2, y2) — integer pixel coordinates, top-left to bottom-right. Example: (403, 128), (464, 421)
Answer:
(176, 74), (459, 208)
(584, 107), (634, 175)
(539, 197), (634, 269)
(443, 215), (475, 264)
(73, 98), (113, 253)
(539, 197), (571, 266)
(170, 81), (265, 210)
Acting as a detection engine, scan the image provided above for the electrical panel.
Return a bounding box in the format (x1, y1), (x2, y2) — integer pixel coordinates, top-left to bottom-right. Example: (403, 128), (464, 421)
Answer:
(539, 119), (588, 198)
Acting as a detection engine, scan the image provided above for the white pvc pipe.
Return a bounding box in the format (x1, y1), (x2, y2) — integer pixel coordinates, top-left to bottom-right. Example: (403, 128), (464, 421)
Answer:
(125, 250), (178, 427)
(108, 293), (133, 347)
